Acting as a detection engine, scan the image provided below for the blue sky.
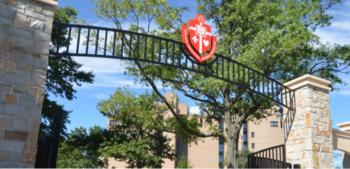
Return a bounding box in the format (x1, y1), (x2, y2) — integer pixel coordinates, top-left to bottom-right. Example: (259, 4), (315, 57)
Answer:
(54, 0), (350, 133)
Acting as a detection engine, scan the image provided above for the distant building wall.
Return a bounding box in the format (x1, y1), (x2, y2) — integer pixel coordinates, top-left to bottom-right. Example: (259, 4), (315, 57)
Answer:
(246, 111), (284, 152)
(187, 122), (219, 168)
(333, 128), (350, 168)
(0, 0), (56, 167)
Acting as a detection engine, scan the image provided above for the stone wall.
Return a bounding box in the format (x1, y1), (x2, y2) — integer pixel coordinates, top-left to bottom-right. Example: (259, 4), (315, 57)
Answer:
(0, 0), (56, 167)
(284, 75), (333, 168)
(333, 129), (350, 167)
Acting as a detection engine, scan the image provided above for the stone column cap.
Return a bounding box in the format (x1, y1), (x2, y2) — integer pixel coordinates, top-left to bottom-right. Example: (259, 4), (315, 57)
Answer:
(284, 74), (331, 91)
(34, 0), (57, 6)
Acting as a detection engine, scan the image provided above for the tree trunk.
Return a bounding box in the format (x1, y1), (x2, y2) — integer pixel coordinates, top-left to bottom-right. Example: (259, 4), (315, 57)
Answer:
(224, 110), (243, 168)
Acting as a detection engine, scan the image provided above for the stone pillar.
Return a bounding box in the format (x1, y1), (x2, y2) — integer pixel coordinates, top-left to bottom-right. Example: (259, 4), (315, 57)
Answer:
(0, 0), (56, 167)
(284, 75), (333, 168)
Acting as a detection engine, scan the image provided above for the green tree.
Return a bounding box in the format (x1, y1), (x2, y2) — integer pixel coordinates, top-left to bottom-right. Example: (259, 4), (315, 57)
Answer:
(97, 89), (175, 168)
(93, 0), (350, 168)
(57, 126), (107, 168)
(41, 6), (94, 138)
(37, 6), (94, 167)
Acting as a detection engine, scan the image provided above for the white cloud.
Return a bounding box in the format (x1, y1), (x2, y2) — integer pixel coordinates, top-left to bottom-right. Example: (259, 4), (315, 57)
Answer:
(76, 72), (166, 90)
(94, 93), (110, 100)
(89, 20), (116, 28)
(331, 21), (350, 31)
(315, 29), (350, 45)
(90, 19), (159, 32)
(189, 106), (201, 115)
(314, 2), (350, 46)
(74, 57), (127, 74)
(78, 74), (146, 89)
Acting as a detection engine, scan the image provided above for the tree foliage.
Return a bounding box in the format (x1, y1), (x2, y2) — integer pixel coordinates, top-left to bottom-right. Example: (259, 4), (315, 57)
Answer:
(41, 7), (94, 137)
(98, 89), (176, 168)
(39, 7), (94, 168)
(57, 126), (107, 168)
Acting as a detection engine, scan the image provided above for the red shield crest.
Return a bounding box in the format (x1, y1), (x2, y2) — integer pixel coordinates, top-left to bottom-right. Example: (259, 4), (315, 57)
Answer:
(181, 14), (217, 63)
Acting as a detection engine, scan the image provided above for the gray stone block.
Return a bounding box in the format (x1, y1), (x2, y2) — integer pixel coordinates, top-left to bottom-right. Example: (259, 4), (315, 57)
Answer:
(13, 12), (28, 29)
(0, 104), (28, 115)
(17, 1), (26, 10)
(33, 40), (50, 54)
(0, 161), (22, 168)
(25, 10), (45, 21)
(0, 83), (12, 92)
(16, 94), (35, 106)
(35, 5), (42, 13)
(42, 9), (54, 17)
(33, 30), (50, 41)
(25, 2), (36, 12)
(12, 37), (33, 51)
(0, 140), (24, 153)
(5, 27), (33, 40)
(0, 3), (16, 19)
(0, 115), (11, 129)
(8, 152), (24, 162)
(0, 73), (28, 85)
(11, 116), (28, 131)
(0, 17), (12, 26)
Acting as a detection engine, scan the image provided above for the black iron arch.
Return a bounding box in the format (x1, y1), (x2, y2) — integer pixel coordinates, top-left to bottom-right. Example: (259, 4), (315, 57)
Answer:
(50, 24), (295, 111)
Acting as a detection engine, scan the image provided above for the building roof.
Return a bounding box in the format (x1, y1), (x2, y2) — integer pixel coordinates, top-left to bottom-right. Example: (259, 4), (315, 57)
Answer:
(337, 121), (350, 132)
(337, 121), (350, 127)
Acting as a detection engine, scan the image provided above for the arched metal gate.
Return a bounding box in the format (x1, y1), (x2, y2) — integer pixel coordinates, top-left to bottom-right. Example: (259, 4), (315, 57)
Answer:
(41, 24), (298, 168)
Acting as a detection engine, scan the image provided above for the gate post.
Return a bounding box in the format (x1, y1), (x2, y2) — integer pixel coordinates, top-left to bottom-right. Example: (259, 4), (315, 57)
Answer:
(0, 0), (56, 167)
(284, 75), (333, 168)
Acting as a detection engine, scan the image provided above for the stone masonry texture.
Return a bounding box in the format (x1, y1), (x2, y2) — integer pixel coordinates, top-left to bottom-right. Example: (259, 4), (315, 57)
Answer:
(285, 75), (333, 168)
(0, 0), (56, 167)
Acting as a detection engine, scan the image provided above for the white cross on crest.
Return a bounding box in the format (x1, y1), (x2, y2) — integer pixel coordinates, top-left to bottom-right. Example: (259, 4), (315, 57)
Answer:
(192, 36), (198, 44)
(189, 23), (212, 54)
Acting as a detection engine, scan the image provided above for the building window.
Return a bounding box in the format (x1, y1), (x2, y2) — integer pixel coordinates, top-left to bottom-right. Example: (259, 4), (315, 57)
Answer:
(270, 121), (279, 127)
(243, 123), (247, 130)
(219, 136), (225, 144)
(251, 143), (255, 149)
(219, 142), (224, 169)
(219, 121), (224, 131)
(241, 135), (247, 141)
(219, 144), (224, 152)
(251, 132), (255, 138)
(243, 143), (248, 150)
(242, 123), (247, 134)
